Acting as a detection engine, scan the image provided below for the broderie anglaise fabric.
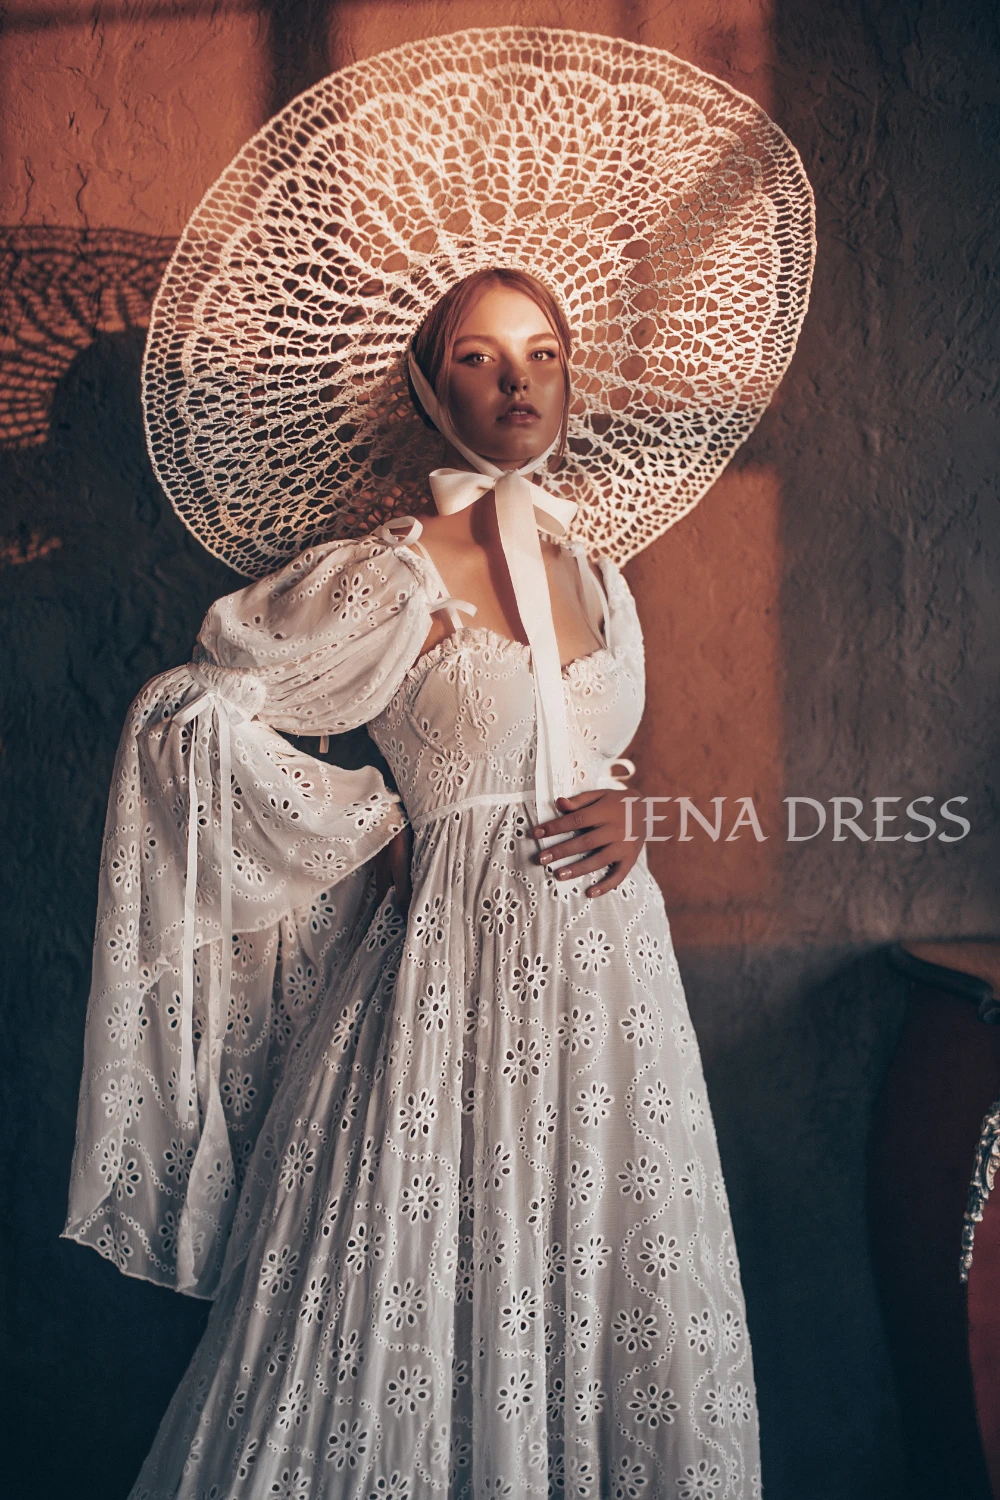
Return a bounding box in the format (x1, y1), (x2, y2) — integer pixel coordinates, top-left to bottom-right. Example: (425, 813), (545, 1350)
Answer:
(66, 532), (761, 1498)
(63, 537), (434, 1295)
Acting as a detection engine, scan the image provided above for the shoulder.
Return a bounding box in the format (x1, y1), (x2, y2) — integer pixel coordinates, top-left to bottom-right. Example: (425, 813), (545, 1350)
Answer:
(566, 542), (643, 647)
(228, 524), (429, 612)
(595, 552), (639, 620)
(266, 525), (425, 596)
(556, 536), (623, 594)
(196, 523), (435, 668)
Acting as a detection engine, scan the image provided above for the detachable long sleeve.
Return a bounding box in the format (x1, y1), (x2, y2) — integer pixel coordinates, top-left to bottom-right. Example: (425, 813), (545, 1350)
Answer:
(63, 534), (437, 1296)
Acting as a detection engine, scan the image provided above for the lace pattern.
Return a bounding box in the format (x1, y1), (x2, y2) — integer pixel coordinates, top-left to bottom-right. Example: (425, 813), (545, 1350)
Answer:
(142, 26), (815, 578)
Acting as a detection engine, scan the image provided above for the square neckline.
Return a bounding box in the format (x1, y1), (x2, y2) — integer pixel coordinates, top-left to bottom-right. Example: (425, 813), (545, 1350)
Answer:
(401, 622), (615, 688)
(405, 532), (613, 669)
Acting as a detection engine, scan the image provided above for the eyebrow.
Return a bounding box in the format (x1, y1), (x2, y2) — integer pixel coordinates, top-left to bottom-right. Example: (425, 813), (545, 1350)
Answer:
(452, 330), (558, 345)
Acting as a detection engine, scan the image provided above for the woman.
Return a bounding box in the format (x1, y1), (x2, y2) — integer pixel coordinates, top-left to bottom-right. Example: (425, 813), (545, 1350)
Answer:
(64, 28), (814, 1498)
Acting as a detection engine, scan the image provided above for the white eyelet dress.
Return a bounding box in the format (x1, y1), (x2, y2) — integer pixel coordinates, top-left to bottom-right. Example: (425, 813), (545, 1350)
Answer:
(63, 528), (761, 1500)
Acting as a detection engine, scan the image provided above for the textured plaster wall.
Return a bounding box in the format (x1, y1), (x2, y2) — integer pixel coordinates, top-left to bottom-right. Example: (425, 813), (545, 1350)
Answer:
(0, 2), (997, 1497)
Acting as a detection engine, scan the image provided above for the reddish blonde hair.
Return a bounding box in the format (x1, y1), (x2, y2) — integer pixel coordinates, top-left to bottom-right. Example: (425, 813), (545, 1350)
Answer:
(408, 267), (572, 458)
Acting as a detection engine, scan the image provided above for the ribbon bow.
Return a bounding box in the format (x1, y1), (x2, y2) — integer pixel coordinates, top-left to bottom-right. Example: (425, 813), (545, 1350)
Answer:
(407, 353), (578, 828)
(173, 663), (267, 1129)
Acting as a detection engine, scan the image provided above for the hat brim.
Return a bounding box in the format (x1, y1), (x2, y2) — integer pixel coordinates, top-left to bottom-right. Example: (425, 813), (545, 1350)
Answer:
(142, 26), (816, 577)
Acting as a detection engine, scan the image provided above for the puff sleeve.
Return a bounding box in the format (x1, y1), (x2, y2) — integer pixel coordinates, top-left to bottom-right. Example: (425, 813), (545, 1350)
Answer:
(62, 532), (435, 1297)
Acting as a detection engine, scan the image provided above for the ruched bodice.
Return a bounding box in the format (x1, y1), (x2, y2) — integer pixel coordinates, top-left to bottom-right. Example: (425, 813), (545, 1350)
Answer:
(368, 551), (644, 826)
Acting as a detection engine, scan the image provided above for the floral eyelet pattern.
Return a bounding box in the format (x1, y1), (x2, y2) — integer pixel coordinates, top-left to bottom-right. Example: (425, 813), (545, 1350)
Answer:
(66, 534), (758, 1497)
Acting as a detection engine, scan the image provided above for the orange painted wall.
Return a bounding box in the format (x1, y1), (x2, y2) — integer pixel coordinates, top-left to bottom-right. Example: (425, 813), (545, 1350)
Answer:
(0, 3), (270, 234)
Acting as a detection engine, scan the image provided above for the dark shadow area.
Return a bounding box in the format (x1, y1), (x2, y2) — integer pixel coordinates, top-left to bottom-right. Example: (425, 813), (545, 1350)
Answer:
(717, 0), (1000, 1493)
(261, 0), (334, 112)
(0, 323), (233, 1495)
(0, 1), (260, 32)
(0, 235), (382, 1494)
(0, 235), (228, 1500)
(766, 0), (1000, 937)
(868, 967), (998, 1500)
(0, 225), (176, 451)
(679, 945), (909, 1500)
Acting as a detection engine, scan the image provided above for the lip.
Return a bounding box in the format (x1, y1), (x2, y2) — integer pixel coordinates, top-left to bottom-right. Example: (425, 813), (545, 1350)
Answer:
(498, 401), (541, 423)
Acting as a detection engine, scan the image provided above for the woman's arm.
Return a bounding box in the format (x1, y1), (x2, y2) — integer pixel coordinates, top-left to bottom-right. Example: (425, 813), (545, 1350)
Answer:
(373, 825), (413, 914)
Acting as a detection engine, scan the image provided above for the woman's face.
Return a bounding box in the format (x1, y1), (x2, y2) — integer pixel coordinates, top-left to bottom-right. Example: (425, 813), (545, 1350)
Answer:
(445, 284), (565, 469)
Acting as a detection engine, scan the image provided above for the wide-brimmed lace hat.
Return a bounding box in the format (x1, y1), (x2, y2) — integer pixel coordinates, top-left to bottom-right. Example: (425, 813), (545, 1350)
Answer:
(142, 26), (815, 577)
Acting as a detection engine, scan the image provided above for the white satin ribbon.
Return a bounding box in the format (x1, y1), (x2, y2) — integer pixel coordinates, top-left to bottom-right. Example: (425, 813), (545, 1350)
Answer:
(596, 757), (636, 790)
(407, 353), (578, 827)
(173, 664), (266, 1128)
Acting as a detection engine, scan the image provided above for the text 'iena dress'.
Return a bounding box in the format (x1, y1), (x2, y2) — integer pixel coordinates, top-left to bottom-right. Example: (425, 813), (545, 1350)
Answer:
(64, 528), (761, 1499)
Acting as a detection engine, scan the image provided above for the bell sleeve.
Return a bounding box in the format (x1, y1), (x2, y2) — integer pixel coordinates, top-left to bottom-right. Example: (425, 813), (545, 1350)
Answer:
(62, 532), (435, 1297)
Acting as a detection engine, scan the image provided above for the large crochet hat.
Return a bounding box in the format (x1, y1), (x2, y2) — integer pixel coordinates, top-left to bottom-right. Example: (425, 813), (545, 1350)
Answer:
(142, 27), (815, 577)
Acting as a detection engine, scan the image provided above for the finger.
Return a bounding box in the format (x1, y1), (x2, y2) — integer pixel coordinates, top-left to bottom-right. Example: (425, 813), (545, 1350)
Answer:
(391, 843), (412, 909)
(538, 831), (617, 864)
(593, 843), (641, 877)
(587, 862), (627, 897)
(552, 851), (620, 881)
(535, 789), (625, 838)
(587, 839), (644, 894)
(534, 807), (612, 839)
(556, 790), (605, 810)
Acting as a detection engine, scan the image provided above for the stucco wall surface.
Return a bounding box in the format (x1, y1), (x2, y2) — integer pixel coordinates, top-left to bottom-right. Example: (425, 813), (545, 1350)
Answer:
(1, 2), (997, 1497)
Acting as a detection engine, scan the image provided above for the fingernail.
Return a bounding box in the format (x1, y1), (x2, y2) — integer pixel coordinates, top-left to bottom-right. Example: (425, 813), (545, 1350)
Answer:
(558, 869), (572, 879)
(533, 827), (545, 838)
(539, 852), (552, 864)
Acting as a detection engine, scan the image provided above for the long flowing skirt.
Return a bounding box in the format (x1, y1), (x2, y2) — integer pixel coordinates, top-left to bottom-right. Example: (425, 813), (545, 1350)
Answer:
(130, 803), (761, 1499)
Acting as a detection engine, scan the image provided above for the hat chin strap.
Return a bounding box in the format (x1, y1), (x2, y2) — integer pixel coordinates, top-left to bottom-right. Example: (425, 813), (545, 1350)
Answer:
(407, 352), (578, 831)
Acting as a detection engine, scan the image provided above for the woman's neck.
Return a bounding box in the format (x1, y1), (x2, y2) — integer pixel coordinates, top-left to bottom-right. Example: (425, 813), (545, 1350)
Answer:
(423, 489), (494, 545)
(441, 439), (535, 475)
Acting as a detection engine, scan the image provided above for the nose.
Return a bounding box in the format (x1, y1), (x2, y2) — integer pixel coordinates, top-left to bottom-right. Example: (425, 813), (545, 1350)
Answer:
(499, 359), (530, 393)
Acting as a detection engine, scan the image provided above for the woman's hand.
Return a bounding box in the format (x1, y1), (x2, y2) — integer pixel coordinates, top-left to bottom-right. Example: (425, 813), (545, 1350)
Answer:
(373, 825), (413, 916)
(533, 788), (643, 898)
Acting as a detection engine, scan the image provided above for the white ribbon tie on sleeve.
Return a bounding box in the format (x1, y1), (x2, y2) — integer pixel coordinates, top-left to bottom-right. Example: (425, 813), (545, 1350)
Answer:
(173, 663), (267, 1129)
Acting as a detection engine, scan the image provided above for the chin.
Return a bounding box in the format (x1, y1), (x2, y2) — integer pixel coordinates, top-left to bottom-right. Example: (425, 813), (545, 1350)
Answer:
(480, 430), (559, 466)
